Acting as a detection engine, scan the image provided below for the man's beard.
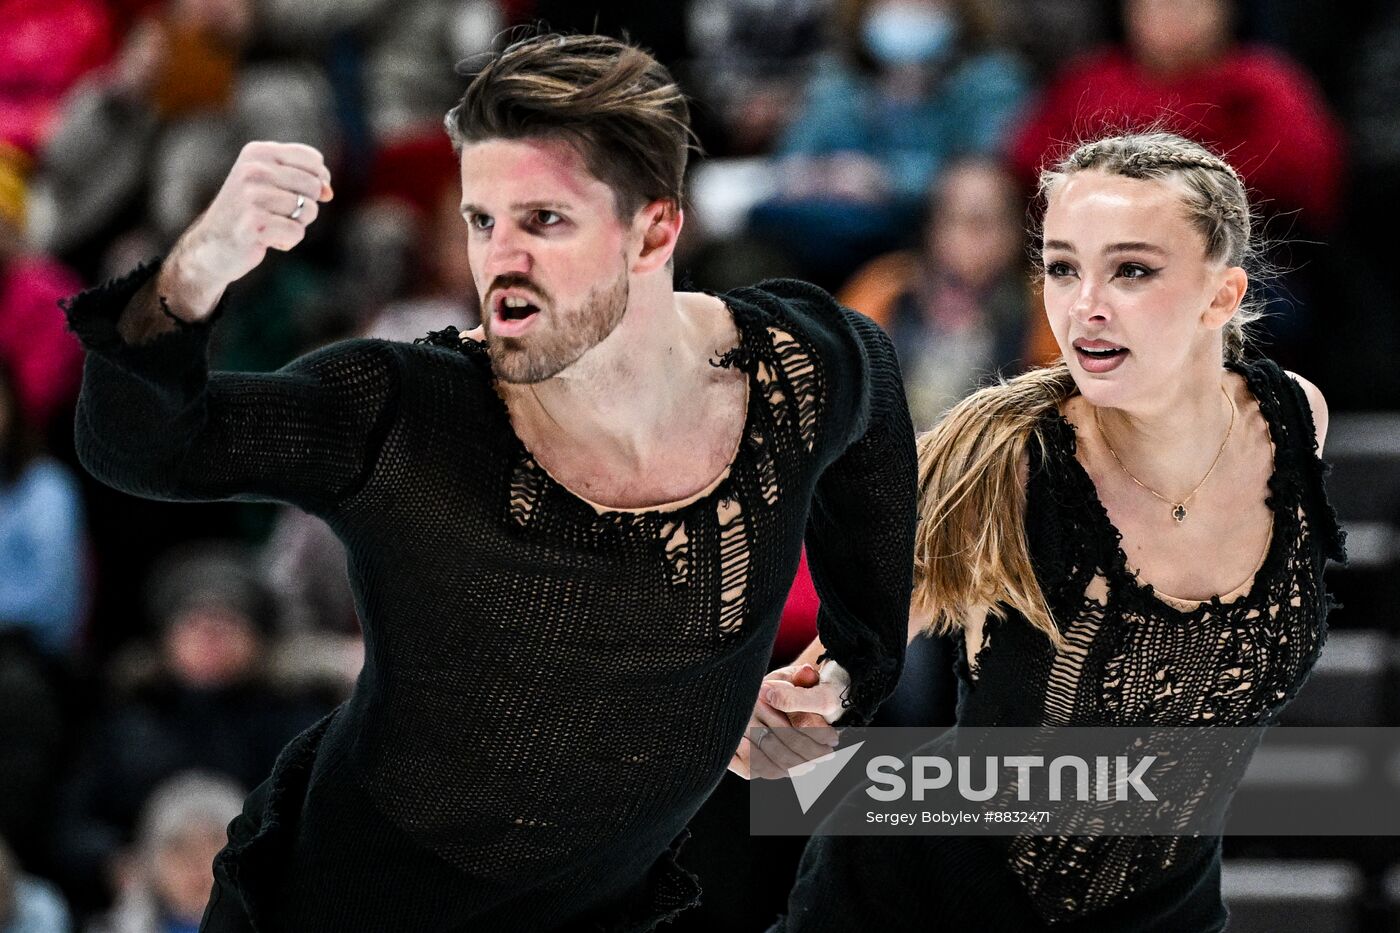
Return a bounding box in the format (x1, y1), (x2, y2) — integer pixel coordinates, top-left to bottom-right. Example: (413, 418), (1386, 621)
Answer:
(488, 266), (629, 385)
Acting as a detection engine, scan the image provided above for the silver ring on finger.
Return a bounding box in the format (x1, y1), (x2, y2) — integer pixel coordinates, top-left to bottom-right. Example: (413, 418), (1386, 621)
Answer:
(289, 193), (306, 221)
(752, 726), (771, 750)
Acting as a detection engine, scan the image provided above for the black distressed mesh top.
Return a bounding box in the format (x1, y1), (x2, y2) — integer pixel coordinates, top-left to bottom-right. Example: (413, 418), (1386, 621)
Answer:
(778, 356), (1345, 932)
(62, 261), (917, 932)
(962, 356), (1346, 926)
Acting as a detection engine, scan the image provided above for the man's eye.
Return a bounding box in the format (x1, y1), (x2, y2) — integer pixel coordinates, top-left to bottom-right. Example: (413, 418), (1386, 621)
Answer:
(469, 214), (493, 231)
(535, 210), (562, 226)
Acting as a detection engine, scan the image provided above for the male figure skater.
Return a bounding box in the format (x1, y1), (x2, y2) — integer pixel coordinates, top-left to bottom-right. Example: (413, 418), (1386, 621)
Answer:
(63, 33), (916, 932)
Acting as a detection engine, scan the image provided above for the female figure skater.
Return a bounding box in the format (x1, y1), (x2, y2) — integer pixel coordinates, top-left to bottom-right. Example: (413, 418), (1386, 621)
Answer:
(759, 131), (1346, 931)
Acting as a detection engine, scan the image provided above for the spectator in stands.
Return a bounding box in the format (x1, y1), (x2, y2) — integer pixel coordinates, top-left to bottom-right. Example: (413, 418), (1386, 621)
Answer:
(839, 157), (1056, 428)
(259, 507), (364, 696)
(683, 0), (836, 157)
(359, 0), (504, 143)
(0, 835), (72, 933)
(828, 159), (1047, 743)
(50, 542), (329, 913)
(0, 354), (88, 659)
(747, 0), (1029, 286)
(85, 772), (243, 933)
(0, 148), (85, 440)
(0, 0), (114, 156)
(351, 130), (480, 340)
(1010, 0), (1345, 234)
(28, 0), (256, 264)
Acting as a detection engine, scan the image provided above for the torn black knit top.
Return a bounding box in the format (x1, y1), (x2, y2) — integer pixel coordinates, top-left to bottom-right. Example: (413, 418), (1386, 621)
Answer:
(62, 261), (916, 932)
(958, 356), (1347, 927)
(778, 356), (1346, 933)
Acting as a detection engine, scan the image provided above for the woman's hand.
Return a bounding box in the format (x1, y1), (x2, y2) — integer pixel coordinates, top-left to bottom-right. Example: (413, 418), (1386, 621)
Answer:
(728, 661), (848, 780)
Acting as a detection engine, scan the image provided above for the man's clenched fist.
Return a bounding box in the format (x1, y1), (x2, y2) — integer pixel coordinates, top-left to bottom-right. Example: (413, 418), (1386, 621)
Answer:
(157, 141), (334, 321)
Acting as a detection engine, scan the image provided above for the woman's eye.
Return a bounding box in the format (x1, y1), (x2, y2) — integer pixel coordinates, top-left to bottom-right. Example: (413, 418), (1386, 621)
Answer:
(1044, 261), (1074, 278)
(1117, 263), (1155, 280)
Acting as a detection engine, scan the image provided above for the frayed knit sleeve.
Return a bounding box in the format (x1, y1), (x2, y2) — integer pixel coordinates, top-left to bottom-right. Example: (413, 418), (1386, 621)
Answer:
(62, 259), (400, 515)
(804, 303), (917, 727)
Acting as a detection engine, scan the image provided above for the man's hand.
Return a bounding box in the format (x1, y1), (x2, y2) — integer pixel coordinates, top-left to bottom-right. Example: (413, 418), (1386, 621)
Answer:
(158, 141), (333, 321)
(728, 662), (847, 780)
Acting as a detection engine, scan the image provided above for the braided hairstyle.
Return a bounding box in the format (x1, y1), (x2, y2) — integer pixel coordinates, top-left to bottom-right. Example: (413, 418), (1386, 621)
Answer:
(1037, 132), (1260, 361)
(913, 133), (1261, 650)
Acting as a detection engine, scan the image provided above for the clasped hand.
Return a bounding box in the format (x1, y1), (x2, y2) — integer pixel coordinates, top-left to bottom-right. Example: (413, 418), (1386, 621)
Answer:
(728, 660), (850, 780)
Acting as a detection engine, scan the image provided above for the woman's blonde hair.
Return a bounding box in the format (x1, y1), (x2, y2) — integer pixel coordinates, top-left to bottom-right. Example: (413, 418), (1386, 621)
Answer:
(913, 132), (1258, 649)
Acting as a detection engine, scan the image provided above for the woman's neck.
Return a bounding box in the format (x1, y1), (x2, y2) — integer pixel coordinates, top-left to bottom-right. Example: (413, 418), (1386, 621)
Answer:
(1089, 365), (1236, 495)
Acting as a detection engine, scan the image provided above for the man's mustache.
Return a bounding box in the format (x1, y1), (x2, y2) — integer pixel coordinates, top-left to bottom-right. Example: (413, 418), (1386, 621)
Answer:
(486, 275), (549, 306)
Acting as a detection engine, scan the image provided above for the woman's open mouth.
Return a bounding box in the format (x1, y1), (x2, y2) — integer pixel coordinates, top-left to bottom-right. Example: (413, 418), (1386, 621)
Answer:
(1073, 339), (1129, 373)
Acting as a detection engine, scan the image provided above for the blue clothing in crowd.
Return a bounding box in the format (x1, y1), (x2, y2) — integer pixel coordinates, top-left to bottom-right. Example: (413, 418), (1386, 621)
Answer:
(0, 458), (87, 657)
(777, 51), (1030, 200)
(748, 50), (1028, 283)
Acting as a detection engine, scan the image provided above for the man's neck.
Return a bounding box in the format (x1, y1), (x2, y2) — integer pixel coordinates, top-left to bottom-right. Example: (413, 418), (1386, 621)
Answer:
(500, 280), (740, 471)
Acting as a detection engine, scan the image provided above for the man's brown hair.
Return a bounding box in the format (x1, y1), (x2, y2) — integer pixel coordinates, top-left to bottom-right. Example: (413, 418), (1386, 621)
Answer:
(444, 33), (695, 219)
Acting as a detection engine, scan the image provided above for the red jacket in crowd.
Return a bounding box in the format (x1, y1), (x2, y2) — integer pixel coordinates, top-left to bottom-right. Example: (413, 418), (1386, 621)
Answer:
(1011, 46), (1346, 231)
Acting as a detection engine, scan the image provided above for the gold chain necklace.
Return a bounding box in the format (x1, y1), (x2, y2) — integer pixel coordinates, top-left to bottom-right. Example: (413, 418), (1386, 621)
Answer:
(1093, 385), (1236, 524)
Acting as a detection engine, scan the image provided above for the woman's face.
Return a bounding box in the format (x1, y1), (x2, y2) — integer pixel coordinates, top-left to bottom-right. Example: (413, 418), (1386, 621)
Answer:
(1040, 170), (1243, 409)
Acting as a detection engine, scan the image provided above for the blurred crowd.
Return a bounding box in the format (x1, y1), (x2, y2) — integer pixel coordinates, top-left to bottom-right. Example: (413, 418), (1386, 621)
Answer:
(0, 0), (1396, 928)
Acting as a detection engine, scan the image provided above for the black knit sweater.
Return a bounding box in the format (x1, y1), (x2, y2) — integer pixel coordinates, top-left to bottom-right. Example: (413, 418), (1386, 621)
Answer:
(777, 356), (1346, 932)
(61, 261), (917, 932)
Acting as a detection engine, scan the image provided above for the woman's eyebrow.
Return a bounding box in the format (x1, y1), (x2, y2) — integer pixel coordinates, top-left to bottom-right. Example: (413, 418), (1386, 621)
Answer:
(1105, 241), (1168, 255)
(1042, 240), (1168, 256)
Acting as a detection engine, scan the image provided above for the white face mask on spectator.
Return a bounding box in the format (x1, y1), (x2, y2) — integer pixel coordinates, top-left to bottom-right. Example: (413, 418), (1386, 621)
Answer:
(862, 2), (958, 67)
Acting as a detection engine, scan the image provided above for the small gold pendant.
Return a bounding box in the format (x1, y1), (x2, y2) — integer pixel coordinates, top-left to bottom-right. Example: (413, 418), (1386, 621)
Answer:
(1172, 504), (1188, 523)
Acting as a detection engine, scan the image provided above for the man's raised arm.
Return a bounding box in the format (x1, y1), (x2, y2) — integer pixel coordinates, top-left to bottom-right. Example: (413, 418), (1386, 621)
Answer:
(64, 142), (399, 515)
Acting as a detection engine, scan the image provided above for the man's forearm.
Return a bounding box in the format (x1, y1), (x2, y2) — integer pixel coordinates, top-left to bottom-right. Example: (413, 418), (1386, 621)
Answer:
(153, 238), (229, 322)
(113, 275), (184, 347)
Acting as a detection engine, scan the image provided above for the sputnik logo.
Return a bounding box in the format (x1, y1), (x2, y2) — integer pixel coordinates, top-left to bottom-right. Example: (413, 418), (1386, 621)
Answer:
(787, 741), (866, 814)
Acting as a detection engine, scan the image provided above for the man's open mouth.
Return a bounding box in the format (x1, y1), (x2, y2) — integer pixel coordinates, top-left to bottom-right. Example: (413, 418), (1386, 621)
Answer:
(495, 294), (541, 322)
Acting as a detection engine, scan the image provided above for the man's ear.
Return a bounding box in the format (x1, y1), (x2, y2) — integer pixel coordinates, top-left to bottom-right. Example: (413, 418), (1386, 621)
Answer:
(1203, 265), (1247, 330)
(632, 198), (683, 275)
